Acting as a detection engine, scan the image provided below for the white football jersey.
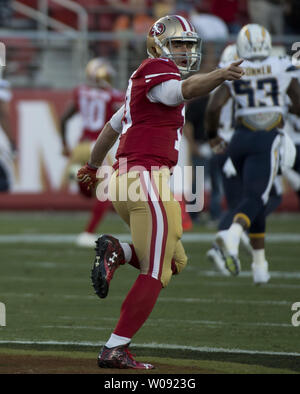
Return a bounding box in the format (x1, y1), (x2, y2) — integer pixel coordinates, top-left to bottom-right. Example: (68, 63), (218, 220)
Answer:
(223, 56), (300, 129)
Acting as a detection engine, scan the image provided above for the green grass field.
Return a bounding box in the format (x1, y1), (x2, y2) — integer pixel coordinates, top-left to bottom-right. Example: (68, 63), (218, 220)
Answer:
(0, 211), (300, 374)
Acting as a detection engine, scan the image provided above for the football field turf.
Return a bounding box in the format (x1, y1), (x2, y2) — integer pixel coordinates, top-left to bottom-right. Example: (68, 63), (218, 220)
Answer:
(0, 211), (300, 374)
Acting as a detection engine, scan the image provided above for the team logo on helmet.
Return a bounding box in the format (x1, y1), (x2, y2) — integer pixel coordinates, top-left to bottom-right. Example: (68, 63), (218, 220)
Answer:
(149, 22), (165, 37)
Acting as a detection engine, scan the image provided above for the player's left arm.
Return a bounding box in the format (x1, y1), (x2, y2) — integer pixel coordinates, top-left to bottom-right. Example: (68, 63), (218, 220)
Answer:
(287, 78), (300, 116)
(204, 83), (231, 152)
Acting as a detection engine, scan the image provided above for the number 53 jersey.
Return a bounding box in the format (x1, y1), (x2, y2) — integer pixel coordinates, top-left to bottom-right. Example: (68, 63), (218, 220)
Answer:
(224, 56), (300, 130)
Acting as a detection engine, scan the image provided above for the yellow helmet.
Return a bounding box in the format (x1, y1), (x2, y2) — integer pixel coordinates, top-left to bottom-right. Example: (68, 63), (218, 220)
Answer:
(85, 57), (116, 87)
(146, 15), (202, 75)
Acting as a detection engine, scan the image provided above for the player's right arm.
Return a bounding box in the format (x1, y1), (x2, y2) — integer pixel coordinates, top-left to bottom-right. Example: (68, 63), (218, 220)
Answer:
(204, 83), (231, 152)
(89, 122), (120, 168)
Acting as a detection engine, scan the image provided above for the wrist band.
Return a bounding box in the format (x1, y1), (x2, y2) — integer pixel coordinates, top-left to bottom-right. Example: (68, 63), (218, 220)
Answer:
(87, 162), (99, 170)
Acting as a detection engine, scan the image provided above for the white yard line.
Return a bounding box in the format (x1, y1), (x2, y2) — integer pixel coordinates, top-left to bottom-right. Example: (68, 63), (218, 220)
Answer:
(0, 233), (300, 243)
(0, 339), (299, 357)
(42, 325), (108, 331)
(0, 292), (295, 306)
(41, 319), (293, 330)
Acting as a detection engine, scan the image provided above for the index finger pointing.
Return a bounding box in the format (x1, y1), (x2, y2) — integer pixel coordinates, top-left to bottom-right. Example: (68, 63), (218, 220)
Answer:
(232, 59), (244, 66)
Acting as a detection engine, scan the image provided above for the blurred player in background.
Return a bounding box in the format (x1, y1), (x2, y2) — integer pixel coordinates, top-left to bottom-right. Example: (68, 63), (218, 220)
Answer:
(0, 67), (15, 192)
(77, 14), (244, 369)
(60, 57), (124, 247)
(205, 24), (300, 284)
(206, 43), (283, 279)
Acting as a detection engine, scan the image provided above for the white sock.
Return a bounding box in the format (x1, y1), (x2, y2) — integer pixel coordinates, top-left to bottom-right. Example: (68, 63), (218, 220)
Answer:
(105, 333), (131, 348)
(227, 223), (243, 255)
(120, 242), (132, 263)
(252, 249), (266, 266)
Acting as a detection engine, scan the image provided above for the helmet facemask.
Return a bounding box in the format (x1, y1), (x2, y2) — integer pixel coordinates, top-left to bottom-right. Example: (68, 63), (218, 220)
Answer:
(161, 36), (202, 75)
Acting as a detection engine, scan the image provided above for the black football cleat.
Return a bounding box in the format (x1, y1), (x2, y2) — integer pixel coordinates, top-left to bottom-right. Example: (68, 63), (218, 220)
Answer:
(91, 234), (125, 298)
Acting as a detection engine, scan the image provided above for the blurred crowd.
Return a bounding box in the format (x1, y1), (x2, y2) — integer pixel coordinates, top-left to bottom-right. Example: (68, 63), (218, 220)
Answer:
(0, 0), (298, 72)
(0, 0), (300, 36)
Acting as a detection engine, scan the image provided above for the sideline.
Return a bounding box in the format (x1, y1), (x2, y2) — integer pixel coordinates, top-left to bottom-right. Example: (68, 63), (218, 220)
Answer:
(0, 340), (299, 357)
(0, 233), (300, 243)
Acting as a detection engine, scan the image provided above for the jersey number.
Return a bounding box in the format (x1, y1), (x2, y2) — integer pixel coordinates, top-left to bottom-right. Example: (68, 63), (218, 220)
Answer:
(233, 77), (279, 107)
(80, 96), (106, 131)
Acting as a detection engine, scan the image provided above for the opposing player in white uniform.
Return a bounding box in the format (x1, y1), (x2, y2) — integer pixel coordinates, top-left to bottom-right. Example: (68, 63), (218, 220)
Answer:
(206, 44), (253, 275)
(206, 43), (285, 279)
(205, 24), (300, 283)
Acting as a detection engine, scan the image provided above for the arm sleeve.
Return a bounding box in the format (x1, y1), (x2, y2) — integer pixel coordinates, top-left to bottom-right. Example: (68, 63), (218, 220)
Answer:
(109, 104), (124, 134)
(147, 79), (184, 106)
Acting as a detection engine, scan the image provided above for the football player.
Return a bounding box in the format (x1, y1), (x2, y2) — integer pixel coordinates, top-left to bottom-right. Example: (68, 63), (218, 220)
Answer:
(77, 14), (244, 369)
(60, 57), (125, 247)
(205, 24), (300, 284)
(206, 43), (283, 278)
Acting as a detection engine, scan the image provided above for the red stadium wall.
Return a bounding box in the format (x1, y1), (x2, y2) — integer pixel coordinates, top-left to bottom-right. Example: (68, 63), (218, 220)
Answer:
(0, 89), (299, 211)
(0, 190), (298, 212)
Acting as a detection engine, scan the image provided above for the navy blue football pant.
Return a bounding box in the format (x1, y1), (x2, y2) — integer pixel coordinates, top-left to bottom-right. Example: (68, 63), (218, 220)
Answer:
(217, 127), (281, 234)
